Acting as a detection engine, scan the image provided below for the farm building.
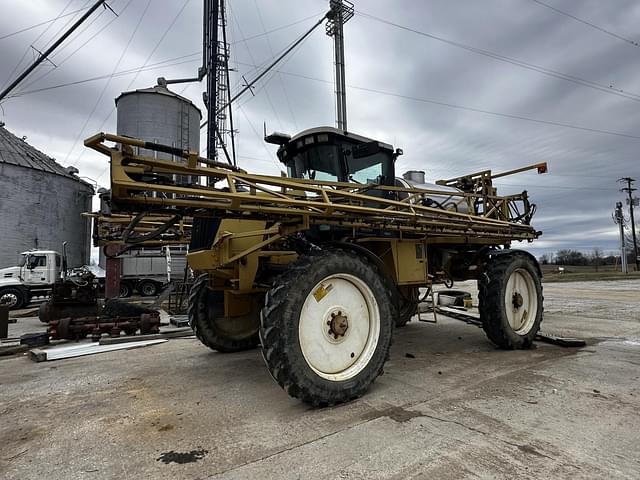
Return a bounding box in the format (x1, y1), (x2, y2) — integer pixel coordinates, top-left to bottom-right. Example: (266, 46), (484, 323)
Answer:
(0, 123), (94, 268)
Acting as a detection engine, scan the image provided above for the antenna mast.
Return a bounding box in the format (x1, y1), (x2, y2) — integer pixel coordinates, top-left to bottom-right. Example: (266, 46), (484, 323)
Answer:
(203, 0), (235, 169)
(326, 0), (353, 131)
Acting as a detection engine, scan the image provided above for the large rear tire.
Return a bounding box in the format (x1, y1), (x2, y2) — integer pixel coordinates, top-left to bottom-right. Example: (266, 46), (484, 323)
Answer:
(188, 274), (260, 353)
(260, 249), (394, 406)
(478, 252), (543, 349)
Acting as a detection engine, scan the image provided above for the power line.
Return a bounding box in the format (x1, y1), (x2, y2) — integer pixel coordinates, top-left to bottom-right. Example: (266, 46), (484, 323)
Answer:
(13, 3), (115, 95)
(252, 0), (299, 130)
(0, 0), (109, 103)
(40, 0), (96, 54)
(65, 0), (142, 162)
(356, 10), (640, 104)
(228, 2), (284, 131)
(0, 0), (77, 91)
(530, 0), (640, 47)
(6, 54), (200, 98)
(0, 6), (91, 41)
(230, 12), (324, 45)
(94, 0), (194, 182)
(232, 61), (640, 141)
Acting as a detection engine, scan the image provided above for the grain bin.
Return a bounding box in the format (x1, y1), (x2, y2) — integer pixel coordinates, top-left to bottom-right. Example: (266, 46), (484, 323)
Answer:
(0, 124), (94, 268)
(115, 84), (201, 160)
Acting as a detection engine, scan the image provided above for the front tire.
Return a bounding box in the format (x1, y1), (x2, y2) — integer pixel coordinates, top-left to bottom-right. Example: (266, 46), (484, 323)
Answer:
(0, 287), (27, 310)
(478, 251), (543, 349)
(260, 249), (394, 406)
(188, 274), (260, 353)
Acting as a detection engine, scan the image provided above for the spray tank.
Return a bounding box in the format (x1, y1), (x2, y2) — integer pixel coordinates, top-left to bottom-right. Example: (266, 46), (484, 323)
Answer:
(396, 170), (469, 213)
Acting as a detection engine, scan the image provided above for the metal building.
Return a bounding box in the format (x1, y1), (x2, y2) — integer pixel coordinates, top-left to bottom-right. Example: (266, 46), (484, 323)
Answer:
(0, 123), (94, 268)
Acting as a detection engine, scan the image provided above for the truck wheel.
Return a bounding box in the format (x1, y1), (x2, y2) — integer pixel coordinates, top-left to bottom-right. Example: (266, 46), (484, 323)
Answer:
(0, 287), (27, 310)
(138, 280), (158, 297)
(478, 252), (543, 349)
(260, 249), (394, 407)
(119, 281), (132, 298)
(188, 274), (260, 353)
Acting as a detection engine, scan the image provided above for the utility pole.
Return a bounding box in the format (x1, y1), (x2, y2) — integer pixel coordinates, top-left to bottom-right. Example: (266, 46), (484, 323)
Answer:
(619, 177), (639, 271)
(614, 201), (628, 273)
(326, 0), (353, 131)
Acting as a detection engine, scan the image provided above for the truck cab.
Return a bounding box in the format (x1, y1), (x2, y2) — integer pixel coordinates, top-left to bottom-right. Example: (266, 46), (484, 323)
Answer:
(0, 250), (61, 309)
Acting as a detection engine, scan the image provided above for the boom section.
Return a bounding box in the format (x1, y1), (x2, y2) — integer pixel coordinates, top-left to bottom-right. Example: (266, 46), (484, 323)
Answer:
(85, 132), (541, 243)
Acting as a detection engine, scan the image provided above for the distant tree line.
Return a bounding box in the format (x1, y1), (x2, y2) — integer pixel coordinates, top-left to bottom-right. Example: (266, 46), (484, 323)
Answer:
(538, 248), (638, 271)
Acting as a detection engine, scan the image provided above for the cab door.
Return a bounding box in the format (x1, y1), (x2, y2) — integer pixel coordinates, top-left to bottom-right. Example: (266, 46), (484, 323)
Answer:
(25, 255), (49, 285)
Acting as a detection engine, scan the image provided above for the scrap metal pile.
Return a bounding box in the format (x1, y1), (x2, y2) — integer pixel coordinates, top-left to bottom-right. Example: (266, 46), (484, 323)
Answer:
(48, 299), (160, 341)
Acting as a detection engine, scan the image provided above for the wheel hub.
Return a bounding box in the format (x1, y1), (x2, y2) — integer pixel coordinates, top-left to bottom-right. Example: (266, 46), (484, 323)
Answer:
(0, 293), (17, 308)
(327, 310), (349, 339)
(512, 292), (524, 309)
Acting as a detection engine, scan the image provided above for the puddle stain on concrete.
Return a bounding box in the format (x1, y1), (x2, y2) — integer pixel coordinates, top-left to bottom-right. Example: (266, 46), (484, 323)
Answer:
(364, 405), (425, 423)
(157, 449), (208, 464)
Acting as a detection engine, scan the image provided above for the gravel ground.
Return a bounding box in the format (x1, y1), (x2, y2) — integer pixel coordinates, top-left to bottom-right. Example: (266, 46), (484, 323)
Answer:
(1, 279), (639, 479)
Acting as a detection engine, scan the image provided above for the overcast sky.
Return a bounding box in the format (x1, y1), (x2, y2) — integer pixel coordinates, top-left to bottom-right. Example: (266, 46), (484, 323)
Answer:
(1, 0), (639, 258)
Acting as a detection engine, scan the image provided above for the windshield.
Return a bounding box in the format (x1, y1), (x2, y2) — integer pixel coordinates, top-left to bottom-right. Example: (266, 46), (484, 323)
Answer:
(285, 137), (394, 186)
(290, 145), (341, 182)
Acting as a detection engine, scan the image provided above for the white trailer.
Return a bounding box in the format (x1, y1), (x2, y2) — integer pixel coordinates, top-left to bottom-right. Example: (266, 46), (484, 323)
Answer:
(100, 246), (188, 297)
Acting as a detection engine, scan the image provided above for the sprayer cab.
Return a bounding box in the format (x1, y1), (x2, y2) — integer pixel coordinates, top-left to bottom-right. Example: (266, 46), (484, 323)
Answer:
(267, 126), (401, 186)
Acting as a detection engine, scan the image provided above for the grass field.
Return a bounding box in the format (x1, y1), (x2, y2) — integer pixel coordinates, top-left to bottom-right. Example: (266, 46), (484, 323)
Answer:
(541, 264), (640, 282)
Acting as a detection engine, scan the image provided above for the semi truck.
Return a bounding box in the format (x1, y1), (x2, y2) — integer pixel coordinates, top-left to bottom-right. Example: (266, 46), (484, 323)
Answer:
(0, 246), (187, 309)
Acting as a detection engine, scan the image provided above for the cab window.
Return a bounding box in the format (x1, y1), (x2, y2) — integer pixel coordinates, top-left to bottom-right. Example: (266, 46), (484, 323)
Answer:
(346, 151), (392, 185)
(30, 256), (47, 267)
(289, 145), (341, 182)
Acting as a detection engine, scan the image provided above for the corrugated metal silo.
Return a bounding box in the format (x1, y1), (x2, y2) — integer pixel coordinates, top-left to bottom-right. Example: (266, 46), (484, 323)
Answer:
(0, 124), (94, 268)
(115, 84), (201, 159)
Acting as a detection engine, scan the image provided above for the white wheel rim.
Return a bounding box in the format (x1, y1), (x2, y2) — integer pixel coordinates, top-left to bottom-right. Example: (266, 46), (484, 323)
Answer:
(1, 292), (18, 308)
(298, 273), (380, 382)
(504, 268), (538, 335)
(142, 284), (155, 295)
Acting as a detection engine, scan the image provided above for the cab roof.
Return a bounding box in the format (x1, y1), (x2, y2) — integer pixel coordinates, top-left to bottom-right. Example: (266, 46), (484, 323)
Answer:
(288, 126), (393, 151)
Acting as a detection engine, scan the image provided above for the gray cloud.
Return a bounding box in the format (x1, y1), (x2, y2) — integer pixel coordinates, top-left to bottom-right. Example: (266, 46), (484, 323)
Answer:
(1, 0), (639, 258)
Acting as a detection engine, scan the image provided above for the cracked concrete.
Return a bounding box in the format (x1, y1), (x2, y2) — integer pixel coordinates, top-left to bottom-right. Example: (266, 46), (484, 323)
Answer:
(1, 279), (639, 479)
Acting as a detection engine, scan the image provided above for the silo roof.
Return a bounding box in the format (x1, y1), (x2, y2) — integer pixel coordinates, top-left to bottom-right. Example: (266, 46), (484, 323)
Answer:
(115, 84), (202, 117)
(0, 125), (93, 189)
